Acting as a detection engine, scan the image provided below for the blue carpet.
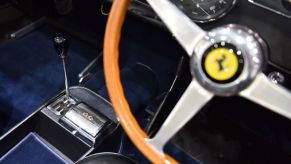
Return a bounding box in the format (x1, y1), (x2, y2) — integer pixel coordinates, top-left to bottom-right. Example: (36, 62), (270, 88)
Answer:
(0, 133), (67, 164)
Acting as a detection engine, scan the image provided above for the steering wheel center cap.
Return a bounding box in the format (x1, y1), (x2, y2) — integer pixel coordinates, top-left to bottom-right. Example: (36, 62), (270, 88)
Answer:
(191, 24), (267, 96)
(202, 43), (244, 83)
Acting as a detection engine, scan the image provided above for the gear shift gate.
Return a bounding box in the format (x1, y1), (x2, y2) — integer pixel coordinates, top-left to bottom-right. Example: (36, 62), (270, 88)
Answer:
(47, 95), (108, 142)
(47, 95), (76, 115)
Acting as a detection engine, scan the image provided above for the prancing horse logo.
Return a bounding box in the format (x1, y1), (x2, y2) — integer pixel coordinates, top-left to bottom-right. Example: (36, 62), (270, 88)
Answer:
(216, 54), (226, 71)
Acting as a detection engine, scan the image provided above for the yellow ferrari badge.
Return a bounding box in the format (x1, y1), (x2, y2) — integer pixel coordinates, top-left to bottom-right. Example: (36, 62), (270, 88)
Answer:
(204, 47), (239, 81)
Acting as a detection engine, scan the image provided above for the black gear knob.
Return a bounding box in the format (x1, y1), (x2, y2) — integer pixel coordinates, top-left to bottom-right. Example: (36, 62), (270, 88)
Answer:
(53, 36), (69, 58)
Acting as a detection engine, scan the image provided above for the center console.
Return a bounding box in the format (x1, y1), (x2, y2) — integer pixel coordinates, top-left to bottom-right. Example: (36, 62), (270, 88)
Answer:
(0, 87), (119, 163)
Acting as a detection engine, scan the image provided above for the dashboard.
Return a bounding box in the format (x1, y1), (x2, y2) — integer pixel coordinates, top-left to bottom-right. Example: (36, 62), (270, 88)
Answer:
(128, 0), (291, 76)
(132, 0), (291, 22)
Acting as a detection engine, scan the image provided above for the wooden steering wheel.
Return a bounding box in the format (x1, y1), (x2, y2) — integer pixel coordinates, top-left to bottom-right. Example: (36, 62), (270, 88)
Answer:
(104, 0), (291, 163)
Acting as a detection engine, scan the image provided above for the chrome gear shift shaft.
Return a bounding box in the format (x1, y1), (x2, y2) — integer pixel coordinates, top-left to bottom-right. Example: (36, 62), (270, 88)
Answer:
(53, 36), (70, 100)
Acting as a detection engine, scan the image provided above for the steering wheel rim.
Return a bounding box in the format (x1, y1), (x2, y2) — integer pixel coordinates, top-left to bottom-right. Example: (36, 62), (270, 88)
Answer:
(103, 0), (178, 163)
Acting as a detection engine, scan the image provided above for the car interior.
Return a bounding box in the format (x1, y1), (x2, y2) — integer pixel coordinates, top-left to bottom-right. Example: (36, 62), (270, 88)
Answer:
(1, 0), (291, 163)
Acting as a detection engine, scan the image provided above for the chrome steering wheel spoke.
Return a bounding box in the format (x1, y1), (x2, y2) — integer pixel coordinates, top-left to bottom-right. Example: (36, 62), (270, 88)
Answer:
(146, 0), (206, 56)
(147, 80), (213, 153)
(240, 73), (291, 119)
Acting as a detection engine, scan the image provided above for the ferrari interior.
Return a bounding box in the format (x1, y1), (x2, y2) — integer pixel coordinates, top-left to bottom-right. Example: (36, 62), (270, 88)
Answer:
(1, 0), (291, 163)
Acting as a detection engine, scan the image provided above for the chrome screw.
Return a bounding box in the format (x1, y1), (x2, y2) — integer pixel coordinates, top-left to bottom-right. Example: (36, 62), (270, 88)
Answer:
(268, 71), (285, 84)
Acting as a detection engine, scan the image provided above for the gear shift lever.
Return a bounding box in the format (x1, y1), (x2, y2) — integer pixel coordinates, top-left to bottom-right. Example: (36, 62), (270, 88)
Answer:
(54, 36), (70, 100)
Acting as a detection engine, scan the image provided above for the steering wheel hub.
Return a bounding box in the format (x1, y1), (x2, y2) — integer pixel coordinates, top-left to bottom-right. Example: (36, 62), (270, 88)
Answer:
(202, 42), (244, 83)
(191, 24), (267, 96)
